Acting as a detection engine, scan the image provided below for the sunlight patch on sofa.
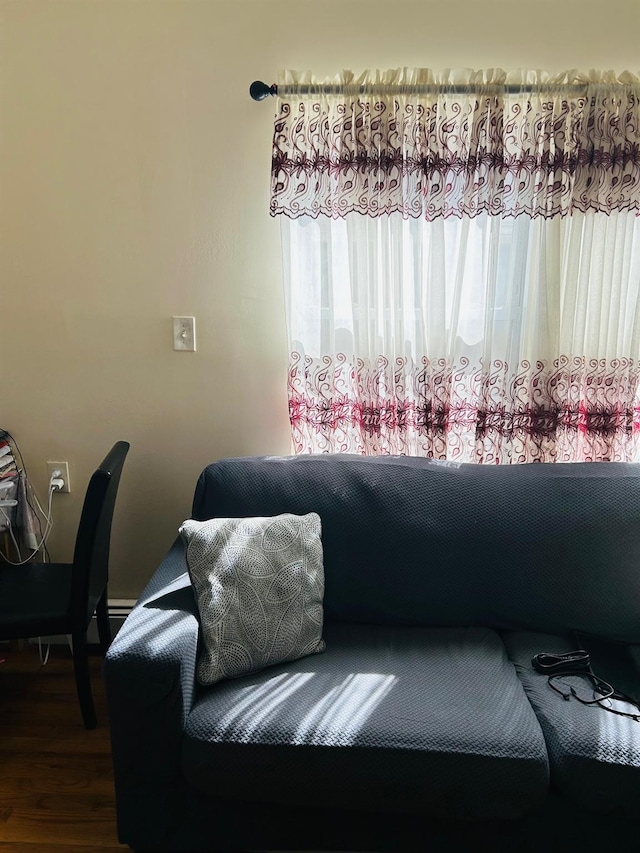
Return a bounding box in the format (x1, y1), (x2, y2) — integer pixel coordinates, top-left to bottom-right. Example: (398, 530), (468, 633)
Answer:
(115, 607), (186, 653)
(594, 702), (640, 764)
(215, 672), (315, 741)
(293, 673), (397, 746)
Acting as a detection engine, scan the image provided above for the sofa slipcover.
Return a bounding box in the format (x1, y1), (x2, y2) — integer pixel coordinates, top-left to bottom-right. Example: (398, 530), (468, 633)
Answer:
(503, 631), (640, 818)
(183, 623), (549, 819)
(105, 455), (640, 852)
(193, 455), (640, 641)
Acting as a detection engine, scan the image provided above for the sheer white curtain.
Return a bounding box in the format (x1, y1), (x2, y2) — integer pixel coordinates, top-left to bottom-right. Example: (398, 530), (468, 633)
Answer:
(273, 69), (640, 462)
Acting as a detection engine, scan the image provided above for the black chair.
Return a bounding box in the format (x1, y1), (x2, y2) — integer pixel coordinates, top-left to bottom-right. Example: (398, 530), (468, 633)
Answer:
(0, 441), (130, 729)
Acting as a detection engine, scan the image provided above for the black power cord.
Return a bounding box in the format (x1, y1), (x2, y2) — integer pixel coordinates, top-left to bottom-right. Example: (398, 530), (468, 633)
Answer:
(532, 649), (640, 722)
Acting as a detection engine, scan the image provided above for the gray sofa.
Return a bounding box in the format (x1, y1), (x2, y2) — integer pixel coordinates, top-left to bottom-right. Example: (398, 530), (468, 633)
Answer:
(104, 455), (640, 852)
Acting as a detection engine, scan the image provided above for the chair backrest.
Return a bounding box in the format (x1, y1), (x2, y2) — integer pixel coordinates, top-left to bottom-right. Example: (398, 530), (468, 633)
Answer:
(70, 441), (130, 629)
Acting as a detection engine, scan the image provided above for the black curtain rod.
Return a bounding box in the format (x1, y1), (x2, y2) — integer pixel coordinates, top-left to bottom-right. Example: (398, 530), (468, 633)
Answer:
(249, 79), (625, 101)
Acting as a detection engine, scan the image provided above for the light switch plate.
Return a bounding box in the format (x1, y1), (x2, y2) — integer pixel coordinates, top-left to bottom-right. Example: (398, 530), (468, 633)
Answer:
(173, 316), (196, 351)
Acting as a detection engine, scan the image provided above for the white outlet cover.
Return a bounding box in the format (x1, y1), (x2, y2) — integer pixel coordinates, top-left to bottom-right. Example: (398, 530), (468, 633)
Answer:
(173, 316), (196, 351)
(47, 460), (71, 493)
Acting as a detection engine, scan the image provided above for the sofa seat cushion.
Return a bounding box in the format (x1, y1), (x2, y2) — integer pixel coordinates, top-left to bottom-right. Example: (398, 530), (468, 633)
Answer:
(182, 624), (549, 819)
(502, 631), (640, 818)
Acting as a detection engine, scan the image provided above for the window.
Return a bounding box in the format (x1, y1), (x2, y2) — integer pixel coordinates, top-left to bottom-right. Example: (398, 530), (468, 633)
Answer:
(271, 69), (640, 462)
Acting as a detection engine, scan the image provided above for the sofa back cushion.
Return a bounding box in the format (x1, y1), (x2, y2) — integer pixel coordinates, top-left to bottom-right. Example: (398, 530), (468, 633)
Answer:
(191, 455), (640, 642)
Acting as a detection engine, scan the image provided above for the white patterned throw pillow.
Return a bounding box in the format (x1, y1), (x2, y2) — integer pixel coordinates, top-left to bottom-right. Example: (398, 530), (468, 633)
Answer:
(179, 513), (326, 685)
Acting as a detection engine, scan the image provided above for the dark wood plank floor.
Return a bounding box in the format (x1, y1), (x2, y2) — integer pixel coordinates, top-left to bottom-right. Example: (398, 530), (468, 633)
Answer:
(0, 643), (126, 851)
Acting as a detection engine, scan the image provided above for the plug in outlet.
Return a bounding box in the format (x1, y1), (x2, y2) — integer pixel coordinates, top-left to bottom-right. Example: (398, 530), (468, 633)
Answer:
(47, 461), (71, 493)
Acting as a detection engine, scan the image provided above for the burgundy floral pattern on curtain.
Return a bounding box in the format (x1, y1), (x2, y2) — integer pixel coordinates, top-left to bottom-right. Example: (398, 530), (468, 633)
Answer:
(288, 353), (640, 462)
(272, 69), (640, 221)
(272, 69), (640, 462)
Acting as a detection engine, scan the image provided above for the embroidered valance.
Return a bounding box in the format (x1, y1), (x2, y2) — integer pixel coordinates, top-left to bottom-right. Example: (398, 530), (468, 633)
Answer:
(270, 68), (640, 220)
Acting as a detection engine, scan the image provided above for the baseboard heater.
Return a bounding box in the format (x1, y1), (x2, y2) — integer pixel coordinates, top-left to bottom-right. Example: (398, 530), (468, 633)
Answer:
(26, 598), (136, 646)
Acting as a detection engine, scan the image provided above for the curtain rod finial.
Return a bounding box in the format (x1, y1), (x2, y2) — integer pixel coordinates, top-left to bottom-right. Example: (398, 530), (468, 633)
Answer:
(250, 81), (278, 101)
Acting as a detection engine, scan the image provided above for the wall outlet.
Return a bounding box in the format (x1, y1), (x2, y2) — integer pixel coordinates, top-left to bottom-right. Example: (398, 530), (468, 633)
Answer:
(47, 461), (71, 493)
(173, 316), (196, 351)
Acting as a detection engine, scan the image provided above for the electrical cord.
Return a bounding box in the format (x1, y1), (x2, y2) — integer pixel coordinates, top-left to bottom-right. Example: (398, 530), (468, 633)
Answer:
(38, 636), (51, 666)
(1, 505), (24, 561)
(0, 492), (54, 662)
(531, 650), (591, 674)
(0, 430), (51, 562)
(532, 648), (640, 722)
(0, 430), (57, 666)
(0, 483), (56, 566)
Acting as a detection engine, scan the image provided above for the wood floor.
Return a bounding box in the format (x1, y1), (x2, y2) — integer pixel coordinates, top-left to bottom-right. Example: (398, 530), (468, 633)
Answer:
(0, 643), (126, 852)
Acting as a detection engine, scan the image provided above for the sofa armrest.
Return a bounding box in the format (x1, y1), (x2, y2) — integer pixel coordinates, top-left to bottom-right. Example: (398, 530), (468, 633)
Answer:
(104, 538), (200, 847)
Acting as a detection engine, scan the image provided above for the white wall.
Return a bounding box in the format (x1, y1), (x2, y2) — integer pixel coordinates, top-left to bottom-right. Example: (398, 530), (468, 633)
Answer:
(3, 0), (639, 598)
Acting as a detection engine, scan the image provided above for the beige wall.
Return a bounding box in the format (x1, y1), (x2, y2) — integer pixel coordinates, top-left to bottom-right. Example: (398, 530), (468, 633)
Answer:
(2, 0), (639, 598)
